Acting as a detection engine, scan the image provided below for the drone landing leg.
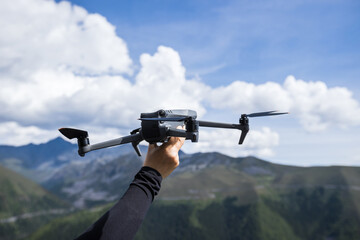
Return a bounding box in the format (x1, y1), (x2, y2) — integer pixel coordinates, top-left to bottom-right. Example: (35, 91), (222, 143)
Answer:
(238, 126), (249, 144)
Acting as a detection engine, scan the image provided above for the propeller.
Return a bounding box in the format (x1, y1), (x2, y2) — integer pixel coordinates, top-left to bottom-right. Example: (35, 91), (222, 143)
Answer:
(59, 128), (88, 139)
(244, 111), (288, 118)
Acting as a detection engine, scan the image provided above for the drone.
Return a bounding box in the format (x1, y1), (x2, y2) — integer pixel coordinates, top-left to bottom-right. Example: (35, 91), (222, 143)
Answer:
(59, 109), (288, 157)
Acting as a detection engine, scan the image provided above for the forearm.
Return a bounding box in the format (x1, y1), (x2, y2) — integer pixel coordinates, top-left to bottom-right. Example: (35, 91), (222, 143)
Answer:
(100, 166), (162, 239)
(75, 167), (162, 240)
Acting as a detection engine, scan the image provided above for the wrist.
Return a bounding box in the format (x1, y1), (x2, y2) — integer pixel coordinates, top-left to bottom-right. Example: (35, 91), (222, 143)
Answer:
(141, 166), (162, 180)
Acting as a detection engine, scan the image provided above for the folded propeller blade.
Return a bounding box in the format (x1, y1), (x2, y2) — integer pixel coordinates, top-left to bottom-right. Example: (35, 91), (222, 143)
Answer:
(138, 117), (188, 121)
(246, 111), (288, 118)
(59, 128), (88, 139)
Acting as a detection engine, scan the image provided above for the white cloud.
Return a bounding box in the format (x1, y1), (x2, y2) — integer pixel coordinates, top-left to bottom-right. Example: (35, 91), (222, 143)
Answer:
(0, 0), (132, 77)
(0, 0), (207, 129)
(207, 81), (291, 112)
(284, 76), (360, 131)
(206, 76), (360, 132)
(182, 127), (279, 158)
(0, 122), (55, 146)
(1, 0), (360, 161)
(0, 46), (208, 128)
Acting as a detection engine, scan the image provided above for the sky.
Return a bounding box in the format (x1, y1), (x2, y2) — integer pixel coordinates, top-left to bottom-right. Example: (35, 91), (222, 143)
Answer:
(0, 0), (359, 166)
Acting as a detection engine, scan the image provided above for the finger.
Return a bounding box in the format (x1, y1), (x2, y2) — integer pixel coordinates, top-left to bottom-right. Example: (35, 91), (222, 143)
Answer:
(164, 135), (185, 151)
(177, 125), (185, 130)
(175, 125), (186, 148)
(168, 125), (186, 149)
(174, 136), (185, 151)
(160, 124), (186, 149)
(148, 143), (158, 150)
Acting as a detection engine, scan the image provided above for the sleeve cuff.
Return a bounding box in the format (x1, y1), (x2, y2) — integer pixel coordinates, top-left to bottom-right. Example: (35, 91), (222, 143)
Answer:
(130, 166), (163, 201)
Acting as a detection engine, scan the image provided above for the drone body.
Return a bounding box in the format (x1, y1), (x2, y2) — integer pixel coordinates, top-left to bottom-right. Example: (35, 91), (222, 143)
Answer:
(59, 109), (287, 157)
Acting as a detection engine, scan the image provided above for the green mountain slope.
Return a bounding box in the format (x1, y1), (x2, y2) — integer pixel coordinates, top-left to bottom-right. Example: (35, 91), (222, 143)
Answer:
(29, 159), (360, 240)
(0, 165), (69, 240)
(136, 198), (301, 240)
(29, 204), (111, 240)
(30, 191), (359, 240)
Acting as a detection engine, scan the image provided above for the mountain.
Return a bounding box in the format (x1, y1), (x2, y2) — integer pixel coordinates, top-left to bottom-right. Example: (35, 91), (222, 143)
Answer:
(29, 160), (360, 240)
(44, 152), (143, 208)
(0, 137), (74, 169)
(0, 137), (158, 209)
(2, 138), (360, 210)
(0, 137), (77, 182)
(0, 165), (68, 240)
(1, 138), (360, 239)
(136, 186), (360, 240)
(161, 153), (360, 202)
(0, 138), (147, 203)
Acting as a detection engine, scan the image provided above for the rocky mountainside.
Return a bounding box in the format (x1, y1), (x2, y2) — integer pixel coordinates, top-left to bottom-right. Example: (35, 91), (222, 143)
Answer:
(0, 138), (147, 207)
(2, 138), (360, 210)
(28, 153), (360, 240)
(1, 138), (360, 239)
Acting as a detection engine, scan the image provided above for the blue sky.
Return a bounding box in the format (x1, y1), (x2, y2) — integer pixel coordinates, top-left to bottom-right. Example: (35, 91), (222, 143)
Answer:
(1, 0), (359, 166)
(65, 0), (360, 89)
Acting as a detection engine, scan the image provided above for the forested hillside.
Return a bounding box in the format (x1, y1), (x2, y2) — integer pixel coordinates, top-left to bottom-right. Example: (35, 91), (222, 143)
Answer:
(0, 165), (68, 240)
(0, 138), (360, 239)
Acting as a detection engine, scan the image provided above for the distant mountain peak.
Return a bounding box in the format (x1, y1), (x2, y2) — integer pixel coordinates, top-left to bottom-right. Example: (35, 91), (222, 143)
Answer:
(46, 137), (74, 146)
(0, 137), (77, 170)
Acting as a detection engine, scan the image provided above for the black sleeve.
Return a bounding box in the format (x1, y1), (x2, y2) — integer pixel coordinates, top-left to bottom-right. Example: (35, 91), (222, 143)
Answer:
(74, 166), (162, 240)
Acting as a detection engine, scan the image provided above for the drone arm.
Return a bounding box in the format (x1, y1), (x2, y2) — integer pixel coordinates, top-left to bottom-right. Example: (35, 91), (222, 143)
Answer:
(198, 120), (241, 130)
(82, 133), (144, 155)
(198, 120), (249, 145)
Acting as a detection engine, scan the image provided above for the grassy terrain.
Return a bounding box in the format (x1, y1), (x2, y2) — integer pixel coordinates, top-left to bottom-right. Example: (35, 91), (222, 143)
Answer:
(28, 160), (360, 240)
(0, 165), (69, 239)
(28, 204), (112, 240)
(29, 188), (360, 240)
(2, 148), (360, 240)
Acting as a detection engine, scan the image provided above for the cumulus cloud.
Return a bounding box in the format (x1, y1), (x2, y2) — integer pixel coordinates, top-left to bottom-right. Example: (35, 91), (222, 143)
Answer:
(284, 76), (360, 131)
(0, 0), (207, 129)
(0, 46), (207, 128)
(182, 127), (279, 158)
(0, 0), (132, 76)
(206, 76), (360, 132)
(0, 122), (55, 146)
(1, 0), (360, 159)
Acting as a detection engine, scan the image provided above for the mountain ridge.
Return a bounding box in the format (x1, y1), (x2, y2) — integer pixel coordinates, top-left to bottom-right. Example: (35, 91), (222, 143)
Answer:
(1, 137), (360, 209)
(1, 137), (357, 168)
(1, 137), (360, 239)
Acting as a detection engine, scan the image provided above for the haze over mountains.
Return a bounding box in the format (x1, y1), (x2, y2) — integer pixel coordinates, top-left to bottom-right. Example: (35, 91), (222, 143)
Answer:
(0, 138), (360, 239)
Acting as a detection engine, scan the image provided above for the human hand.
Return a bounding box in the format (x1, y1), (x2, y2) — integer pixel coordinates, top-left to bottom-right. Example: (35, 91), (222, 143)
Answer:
(143, 128), (185, 178)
